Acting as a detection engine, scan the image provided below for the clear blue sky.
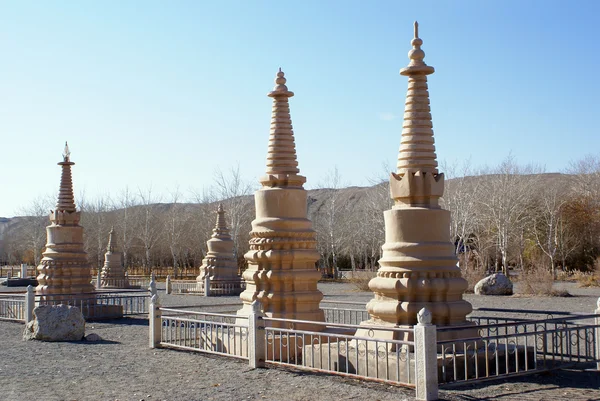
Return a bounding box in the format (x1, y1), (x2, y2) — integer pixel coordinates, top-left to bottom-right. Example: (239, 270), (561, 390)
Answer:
(2, 1), (599, 217)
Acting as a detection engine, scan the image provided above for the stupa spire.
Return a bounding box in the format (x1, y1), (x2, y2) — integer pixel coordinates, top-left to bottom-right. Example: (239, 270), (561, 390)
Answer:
(37, 142), (95, 300)
(237, 68), (324, 329)
(212, 203), (231, 239)
(359, 23), (472, 333)
(56, 141), (76, 213)
(107, 226), (116, 253)
(260, 69), (305, 188)
(396, 21), (438, 177)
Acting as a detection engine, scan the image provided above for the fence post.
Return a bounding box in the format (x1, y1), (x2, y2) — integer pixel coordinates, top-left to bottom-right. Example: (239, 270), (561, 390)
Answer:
(415, 308), (438, 401)
(148, 273), (157, 297)
(96, 269), (102, 290)
(20, 264), (27, 278)
(149, 294), (162, 348)
(25, 285), (35, 323)
(596, 298), (600, 371)
(165, 275), (173, 294)
(248, 300), (265, 369)
(204, 275), (211, 297)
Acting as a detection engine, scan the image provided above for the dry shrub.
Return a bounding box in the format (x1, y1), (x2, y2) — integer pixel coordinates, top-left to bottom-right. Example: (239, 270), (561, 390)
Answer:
(518, 265), (570, 296)
(348, 271), (377, 291)
(555, 270), (576, 282)
(460, 263), (486, 293)
(574, 270), (600, 287)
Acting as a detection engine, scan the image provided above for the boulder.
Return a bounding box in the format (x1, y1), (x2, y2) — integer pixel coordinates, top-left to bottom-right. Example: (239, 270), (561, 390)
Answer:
(23, 304), (85, 341)
(474, 273), (513, 296)
(85, 333), (102, 342)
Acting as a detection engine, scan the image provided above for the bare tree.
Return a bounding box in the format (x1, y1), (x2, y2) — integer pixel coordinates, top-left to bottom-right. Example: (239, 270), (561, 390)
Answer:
(165, 186), (193, 278)
(210, 165), (254, 267)
(476, 155), (541, 275)
(18, 195), (53, 265)
(114, 186), (138, 270)
(442, 159), (479, 259)
(136, 186), (164, 272)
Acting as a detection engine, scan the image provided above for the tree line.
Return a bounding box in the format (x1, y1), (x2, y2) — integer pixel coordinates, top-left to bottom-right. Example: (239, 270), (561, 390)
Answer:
(3, 155), (600, 279)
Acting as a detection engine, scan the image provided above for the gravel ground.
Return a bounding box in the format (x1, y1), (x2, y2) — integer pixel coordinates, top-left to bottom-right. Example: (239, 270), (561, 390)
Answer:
(1, 282), (599, 401)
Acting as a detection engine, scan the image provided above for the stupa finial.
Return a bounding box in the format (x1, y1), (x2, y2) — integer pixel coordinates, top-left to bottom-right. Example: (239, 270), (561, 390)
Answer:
(270, 68), (292, 97)
(63, 141), (71, 162)
(414, 21), (419, 38)
(106, 226), (116, 253)
(212, 203), (230, 239)
(56, 142), (76, 212)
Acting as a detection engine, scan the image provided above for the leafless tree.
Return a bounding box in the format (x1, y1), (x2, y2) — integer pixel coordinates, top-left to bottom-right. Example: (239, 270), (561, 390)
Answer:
(136, 186), (164, 272)
(475, 155), (542, 275)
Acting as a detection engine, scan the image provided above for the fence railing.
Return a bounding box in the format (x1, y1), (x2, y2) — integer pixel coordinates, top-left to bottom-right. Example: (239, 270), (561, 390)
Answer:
(262, 316), (417, 387)
(149, 300), (428, 394)
(149, 298), (600, 401)
(0, 292), (28, 322)
(437, 312), (600, 386)
(0, 265), (37, 278)
(165, 276), (245, 296)
(90, 275), (151, 289)
(38, 290), (150, 319)
(320, 300), (370, 325)
(0, 287), (150, 323)
(155, 307), (249, 359)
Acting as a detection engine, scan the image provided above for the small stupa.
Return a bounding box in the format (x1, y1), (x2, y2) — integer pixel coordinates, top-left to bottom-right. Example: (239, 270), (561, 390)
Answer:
(36, 143), (95, 300)
(197, 204), (242, 293)
(359, 23), (472, 338)
(100, 227), (127, 288)
(237, 69), (324, 328)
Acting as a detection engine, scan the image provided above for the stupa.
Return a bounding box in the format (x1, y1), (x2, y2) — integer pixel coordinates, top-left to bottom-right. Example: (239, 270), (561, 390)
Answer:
(196, 204), (242, 294)
(36, 143), (95, 300)
(237, 69), (324, 328)
(100, 227), (128, 288)
(359, 23), (472, 339)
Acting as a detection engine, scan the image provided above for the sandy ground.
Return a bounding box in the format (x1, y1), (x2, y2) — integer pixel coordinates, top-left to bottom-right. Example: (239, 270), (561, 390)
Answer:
(0, 282), (599, 401)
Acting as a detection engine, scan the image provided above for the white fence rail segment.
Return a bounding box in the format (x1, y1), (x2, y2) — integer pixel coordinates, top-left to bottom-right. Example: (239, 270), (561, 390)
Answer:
(169, 280), (202, 294)
(90, 276), (151, 289)
(37, 290), (150, 320)
(316, 300), (371, 325)
(262, 319), (416, 387)
(157, 307), (249, 359)
(437, 313), (600, 386)
(167, 279), (246, 296)
(0, 293), (26, 322)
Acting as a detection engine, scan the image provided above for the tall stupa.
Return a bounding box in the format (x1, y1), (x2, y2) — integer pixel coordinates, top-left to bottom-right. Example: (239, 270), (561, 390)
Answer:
(197, 204), (242, 293)
(362, 23), (472, 334)
(36, 143), (95, 300)
(100, 227), (127, 288)
(237, 69), (324, 327)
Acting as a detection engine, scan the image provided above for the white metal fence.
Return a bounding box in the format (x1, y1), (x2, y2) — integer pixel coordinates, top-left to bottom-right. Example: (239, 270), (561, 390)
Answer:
(0, 287), (150, 323)
(149, 298), (600, 401)
(157, 307), (249, 359)
(438, 310), (600, 385)
(0, 292), (29, 322)
(166, 276), (245, 296)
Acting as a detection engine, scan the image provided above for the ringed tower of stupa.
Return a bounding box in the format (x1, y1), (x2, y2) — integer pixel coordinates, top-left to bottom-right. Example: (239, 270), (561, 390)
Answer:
(100, 227), (127, 288)
(197, 204), (242, 293)
(362, 23), (472, 333)
(36, 143), (95, 300)
(237, 69), (324, 327)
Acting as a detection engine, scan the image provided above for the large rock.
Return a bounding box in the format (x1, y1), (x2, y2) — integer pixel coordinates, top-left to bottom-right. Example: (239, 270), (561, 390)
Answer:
(23, 304), (85, 341)
(474, 273), (513, 296)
